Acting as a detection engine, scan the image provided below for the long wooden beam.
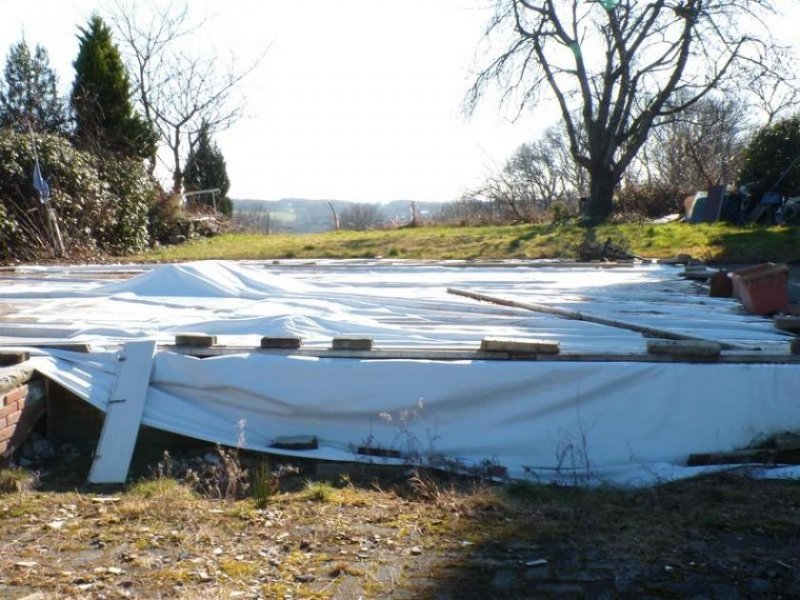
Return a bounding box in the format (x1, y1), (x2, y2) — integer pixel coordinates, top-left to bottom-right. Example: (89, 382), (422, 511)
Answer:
(447, 287), (758, 352)
(161, 344), (799, 364)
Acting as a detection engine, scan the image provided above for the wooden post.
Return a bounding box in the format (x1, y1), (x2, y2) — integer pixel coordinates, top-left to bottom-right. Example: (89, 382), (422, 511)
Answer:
(328, 201), (340, 231)
(46, 207), (65, 258)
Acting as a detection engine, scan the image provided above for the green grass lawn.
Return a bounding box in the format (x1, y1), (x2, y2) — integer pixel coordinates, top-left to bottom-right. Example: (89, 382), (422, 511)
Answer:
(128, 222), (800, 263)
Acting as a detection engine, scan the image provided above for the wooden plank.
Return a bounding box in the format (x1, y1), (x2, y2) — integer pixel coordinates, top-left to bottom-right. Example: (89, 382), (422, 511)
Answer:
(689, 433), (800, 466)
(162, 344), (800, 364)
(774, 316), (800, 333)
(38, 342), (93, 353)
(688, 446), (800, 466)
(681, 265), (718, 280)
(270, 435), (318, 450)
(646, 339), (721, 359)
(88, 340), (157, 484)
(356, 446), (402, 459)
(0, 351), (29, 366)
(480, 337), (560, 355)
(261, 336), (303, 349)
(174, 334), (217, 348)
(331, 336), (373, 351)
(447, 287), (757, 351)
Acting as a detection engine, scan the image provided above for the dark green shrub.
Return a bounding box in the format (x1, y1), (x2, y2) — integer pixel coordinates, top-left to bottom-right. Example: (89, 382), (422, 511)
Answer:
(0, 128), (158, 259)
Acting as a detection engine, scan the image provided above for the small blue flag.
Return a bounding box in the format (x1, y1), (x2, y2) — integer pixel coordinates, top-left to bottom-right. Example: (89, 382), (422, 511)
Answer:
(33, 160), (50, 203)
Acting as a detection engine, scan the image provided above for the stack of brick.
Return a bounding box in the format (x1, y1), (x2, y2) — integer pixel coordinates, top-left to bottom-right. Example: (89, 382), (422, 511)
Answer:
(0, 364), (44, 459)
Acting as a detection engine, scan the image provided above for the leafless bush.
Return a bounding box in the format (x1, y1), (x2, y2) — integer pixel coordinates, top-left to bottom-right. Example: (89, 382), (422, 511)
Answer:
(615, 181), (684, 220)
(340, 202), (384, 231)
(436, 196), (497, 226)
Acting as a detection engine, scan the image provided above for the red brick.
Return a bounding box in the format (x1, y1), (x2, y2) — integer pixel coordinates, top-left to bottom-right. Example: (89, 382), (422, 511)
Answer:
(0, 402), (18, 419)
(0, 423), (15, 441)
(7, 411), (20, 426)
(0, 416), (5, 430)
(2, 385), (27, 406)
(0, 439), (9, 455)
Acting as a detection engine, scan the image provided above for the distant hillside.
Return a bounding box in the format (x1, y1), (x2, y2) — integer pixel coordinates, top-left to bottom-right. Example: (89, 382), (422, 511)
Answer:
(233, 198), (445, 233)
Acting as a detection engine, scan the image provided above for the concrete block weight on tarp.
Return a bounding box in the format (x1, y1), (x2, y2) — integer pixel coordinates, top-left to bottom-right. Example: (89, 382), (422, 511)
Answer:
(174, 334), (217, 348)
(331, 337), (373, 351)
(261, 336), (303, 349)
(480, 338), (560, 355)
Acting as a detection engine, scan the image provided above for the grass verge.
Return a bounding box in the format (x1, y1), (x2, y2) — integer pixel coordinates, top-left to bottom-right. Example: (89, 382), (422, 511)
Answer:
(126, 222), (800, 264)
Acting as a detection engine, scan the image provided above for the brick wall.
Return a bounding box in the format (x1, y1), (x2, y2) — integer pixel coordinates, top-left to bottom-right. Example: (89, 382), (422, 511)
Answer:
(45, 380), (199, 460)
(46, 381), (105, 453)
(0, 366), (45, 459)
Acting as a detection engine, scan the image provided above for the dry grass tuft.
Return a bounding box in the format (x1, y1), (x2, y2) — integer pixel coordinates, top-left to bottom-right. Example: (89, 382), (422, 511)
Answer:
(300, 480), (336, 503)
(0, 467), (38, 493)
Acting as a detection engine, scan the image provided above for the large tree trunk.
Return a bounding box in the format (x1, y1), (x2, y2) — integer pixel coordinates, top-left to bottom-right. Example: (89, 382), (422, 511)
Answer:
(584, 167), (616, 224)
(171, 129), (182, 194)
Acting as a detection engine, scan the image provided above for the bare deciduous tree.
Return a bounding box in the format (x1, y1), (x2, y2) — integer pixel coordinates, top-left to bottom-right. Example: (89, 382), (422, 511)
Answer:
(645, 95), (747, 194)
(471, 125), (585, 222)
(738, 49), (800, 127)
(469, 0), (792, 223)
(438, 196), (496, 226)
(340, 203), (384, 231)
(108, 0), (263, 192)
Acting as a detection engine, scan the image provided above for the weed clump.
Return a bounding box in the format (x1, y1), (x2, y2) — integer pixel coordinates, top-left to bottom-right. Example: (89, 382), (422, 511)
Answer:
(301, 481), (335, 503)
(127, 476), (196, 500)
(0, 467), (38, 493)
(252, 459), (280, 508)
(145, 448), (296, 507)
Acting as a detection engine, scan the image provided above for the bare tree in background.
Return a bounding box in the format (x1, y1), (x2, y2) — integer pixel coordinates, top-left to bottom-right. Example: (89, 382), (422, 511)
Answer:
(738, 50), (800, 127)
(469, 0), (793, 223)
(108, 0), (263, 192)
(645, 95), (748, 194)
(438, 196), (496, 226)
(472, 125), (586, 221)
(340, 203), (384, 231)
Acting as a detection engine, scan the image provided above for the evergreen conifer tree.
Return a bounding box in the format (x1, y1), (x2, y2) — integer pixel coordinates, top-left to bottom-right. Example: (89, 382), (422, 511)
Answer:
(0, 39), (66, 133)
(71, 14), (156, 160)
(183, 122), (232, 215)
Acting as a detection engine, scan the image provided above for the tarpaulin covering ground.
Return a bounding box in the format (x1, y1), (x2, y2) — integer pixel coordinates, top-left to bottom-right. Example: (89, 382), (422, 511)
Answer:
(1, 261), (798, 484)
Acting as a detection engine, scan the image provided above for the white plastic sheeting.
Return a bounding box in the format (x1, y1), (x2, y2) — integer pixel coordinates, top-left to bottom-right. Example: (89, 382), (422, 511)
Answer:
(1, 260), (798, 484)
(0, 260), (792, 352)
(30, 347), (800, 485)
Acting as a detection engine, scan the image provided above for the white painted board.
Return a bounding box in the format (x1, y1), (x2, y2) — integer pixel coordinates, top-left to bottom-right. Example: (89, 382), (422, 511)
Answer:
(88, 340), (156, 484)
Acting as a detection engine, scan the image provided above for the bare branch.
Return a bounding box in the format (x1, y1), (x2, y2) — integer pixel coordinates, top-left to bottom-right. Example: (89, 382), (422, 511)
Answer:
(107, 0), (266, 191)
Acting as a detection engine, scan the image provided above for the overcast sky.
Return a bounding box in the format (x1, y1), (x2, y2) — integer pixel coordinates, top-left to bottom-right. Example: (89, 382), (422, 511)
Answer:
(1, 0), (551, 203)
(2, 1), (798, 203)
